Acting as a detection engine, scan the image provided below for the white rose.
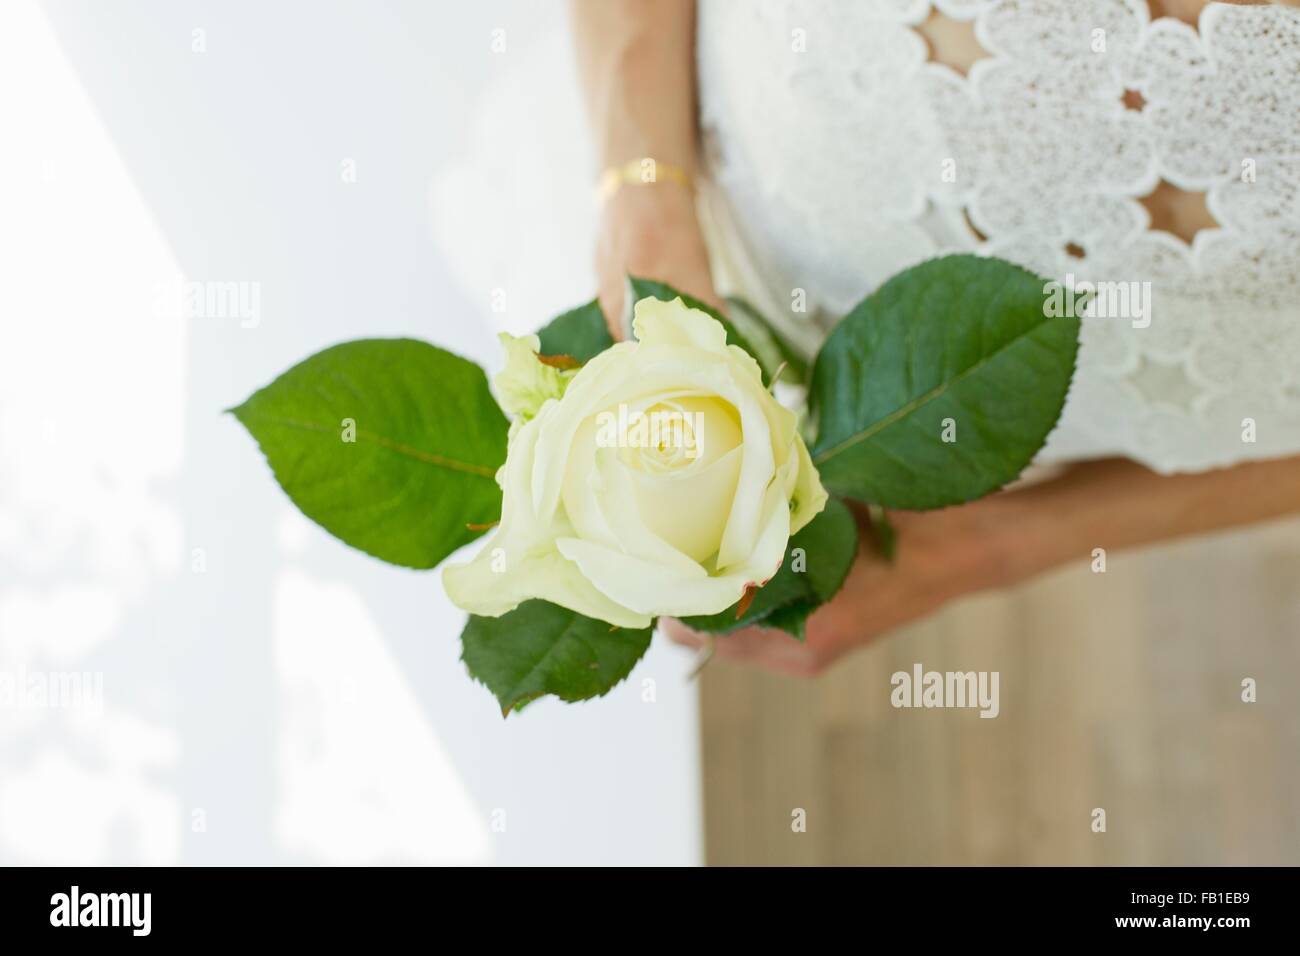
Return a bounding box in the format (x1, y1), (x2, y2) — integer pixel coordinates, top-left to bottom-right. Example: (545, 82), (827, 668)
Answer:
(444, 296), (828, 628)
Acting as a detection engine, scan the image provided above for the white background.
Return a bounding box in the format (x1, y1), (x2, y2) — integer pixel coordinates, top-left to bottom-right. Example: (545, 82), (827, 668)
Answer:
(0, 0), (701, 865)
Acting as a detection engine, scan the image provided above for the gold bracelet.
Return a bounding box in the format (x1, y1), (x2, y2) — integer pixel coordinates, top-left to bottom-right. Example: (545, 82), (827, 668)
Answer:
(597, 158), (693, 202)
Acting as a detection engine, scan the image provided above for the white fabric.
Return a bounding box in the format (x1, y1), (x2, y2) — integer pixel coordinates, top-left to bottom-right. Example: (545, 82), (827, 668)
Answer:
(697, 0), (1300, 473)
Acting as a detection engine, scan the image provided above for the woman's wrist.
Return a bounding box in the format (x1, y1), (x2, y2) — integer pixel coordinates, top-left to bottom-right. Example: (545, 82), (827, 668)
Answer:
(595, 182), (718, 326)
(600, 182), (700, 254)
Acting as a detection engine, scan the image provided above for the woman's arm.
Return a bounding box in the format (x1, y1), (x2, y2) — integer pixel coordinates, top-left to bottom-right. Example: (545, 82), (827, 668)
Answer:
(984, 454), (1300, 582)
(665, 454), (1300, 675)
(570, 0), (718, 328)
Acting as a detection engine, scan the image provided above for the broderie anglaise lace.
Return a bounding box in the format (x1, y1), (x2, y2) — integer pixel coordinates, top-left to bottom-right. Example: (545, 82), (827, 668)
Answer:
(697, 0), (1300, 471)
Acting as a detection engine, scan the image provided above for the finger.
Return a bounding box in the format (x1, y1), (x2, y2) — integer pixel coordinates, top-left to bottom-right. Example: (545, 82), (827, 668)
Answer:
(713, 624), (839, 677)
(665, 618), (833, 677)
(659, 618), (705, 648)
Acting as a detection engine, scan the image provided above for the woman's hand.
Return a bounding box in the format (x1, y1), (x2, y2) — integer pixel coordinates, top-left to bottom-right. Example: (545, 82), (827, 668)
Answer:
(595, 183), (720, 336)
(662, 499), (1022, 677)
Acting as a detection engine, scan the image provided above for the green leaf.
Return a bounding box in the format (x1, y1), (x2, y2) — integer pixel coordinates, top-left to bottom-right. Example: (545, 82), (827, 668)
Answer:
(536, 299), (615, 364)
(628, 277), (786, 385)
(726, 296), (809, 385)
(230, 338), (507, 569)
(810, 255), (1079, 509)
(680, 497), (858, 640)
(867, 504), (897, 561)
(460, 600), (654, 714)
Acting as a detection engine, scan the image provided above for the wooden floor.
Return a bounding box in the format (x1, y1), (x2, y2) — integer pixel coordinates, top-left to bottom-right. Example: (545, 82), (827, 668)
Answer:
(699, 516), (1300, 865)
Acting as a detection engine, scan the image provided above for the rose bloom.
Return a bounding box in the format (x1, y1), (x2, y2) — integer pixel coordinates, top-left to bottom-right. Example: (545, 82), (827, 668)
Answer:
(444, 297), (827, 628)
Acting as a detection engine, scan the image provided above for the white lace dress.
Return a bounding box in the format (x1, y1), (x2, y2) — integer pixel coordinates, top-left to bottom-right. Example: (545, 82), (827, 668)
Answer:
(697, 0), (1300, 473)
